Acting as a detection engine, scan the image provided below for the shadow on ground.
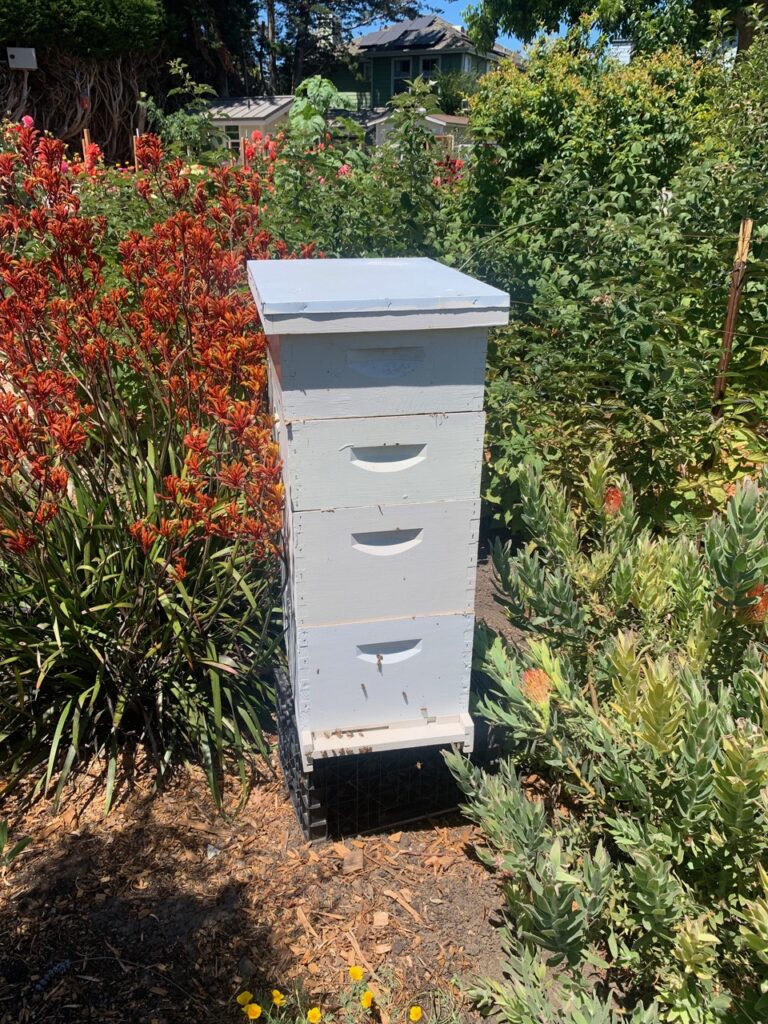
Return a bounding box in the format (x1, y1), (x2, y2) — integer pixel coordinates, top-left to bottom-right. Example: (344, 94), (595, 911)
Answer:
(2, 793), (281, 1024)
(2, 765), (506, 1024)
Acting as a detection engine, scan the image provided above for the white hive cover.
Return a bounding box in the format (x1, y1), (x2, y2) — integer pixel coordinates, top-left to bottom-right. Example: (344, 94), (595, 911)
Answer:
(248, 257), (509, 331)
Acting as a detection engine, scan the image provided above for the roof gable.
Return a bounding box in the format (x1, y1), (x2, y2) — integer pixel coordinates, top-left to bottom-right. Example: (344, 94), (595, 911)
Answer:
(354, 16), (481, 55)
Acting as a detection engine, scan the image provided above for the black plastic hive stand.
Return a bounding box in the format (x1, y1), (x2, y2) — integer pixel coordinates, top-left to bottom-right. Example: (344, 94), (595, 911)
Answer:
(275, 668), (469, 841)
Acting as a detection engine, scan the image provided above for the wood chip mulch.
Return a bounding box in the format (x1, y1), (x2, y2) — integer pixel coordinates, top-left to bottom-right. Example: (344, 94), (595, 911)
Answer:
(1, 760), (506, 1024)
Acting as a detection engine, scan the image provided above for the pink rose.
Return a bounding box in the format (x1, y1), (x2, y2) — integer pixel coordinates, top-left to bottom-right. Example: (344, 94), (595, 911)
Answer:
(21, 115), (34, 128)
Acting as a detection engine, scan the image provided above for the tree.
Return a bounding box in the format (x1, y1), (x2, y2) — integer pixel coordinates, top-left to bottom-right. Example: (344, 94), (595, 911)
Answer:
(278, 0), (425, 89)
(463, 0), (767, 52)
(0, 0), (264, 159)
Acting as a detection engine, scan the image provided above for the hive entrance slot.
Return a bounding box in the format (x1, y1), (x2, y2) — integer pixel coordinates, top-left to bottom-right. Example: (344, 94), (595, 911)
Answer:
(351, 528), (422, 555)
(356, 639), (421, 665)
(350, 443), (426, 472)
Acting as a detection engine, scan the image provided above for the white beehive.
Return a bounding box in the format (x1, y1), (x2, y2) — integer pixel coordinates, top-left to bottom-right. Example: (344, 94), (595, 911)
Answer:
(248, 258), (509, 770)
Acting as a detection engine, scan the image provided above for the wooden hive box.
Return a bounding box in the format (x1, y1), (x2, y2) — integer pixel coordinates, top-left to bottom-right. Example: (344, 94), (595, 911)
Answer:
(248, 257), (509, 770)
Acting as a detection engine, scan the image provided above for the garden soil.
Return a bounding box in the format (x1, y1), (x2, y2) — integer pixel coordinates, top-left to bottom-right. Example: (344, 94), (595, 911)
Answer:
(1, 759), (507, 1024)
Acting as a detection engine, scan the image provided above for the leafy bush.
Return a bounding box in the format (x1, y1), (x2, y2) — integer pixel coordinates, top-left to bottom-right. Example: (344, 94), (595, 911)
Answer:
(448, 454), (768, 1022)
(140, 59), (224, 161)
(254, 76), (463, 259)
(458, 29), (768, 527)
(0, 122), (313, 808)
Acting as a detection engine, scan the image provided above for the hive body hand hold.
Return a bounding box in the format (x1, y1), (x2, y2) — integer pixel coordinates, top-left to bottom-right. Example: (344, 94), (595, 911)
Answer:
(248, 258), (510, 778)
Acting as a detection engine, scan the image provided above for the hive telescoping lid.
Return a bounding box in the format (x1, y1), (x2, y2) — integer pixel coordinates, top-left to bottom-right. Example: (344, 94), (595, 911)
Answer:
(247, 257), (510, 334)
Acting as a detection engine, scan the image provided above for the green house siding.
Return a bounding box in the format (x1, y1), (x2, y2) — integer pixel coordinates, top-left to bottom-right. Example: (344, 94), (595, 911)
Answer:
(329, 64), (372, 109)
(335, 47), (497, 110)
(440, 53), (463, 74)
(371, 57), (392, 106)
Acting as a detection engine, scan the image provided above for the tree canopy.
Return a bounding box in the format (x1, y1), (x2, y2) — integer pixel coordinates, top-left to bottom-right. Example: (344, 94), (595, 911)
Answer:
(2, 0), (166, 58)
(464, 0), (765, 51)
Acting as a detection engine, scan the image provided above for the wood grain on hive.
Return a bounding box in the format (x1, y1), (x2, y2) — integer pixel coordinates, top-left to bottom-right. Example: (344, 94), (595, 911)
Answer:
(248, 258), (510, 771)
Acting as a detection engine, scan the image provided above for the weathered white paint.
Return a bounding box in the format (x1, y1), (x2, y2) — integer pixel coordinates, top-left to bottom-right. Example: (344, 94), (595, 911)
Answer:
(277, 411), (485, 511)
(248, 258), (510, 335)
(289, 611), (474, 766)
(268, 327), (489, 420)
(247, 257), (510, 772)
(304, 715), (474, 767)
(287, 499), (480, 627)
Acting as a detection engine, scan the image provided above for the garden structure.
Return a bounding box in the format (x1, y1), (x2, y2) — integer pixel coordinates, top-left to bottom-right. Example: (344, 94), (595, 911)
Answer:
(248, 258), (509, 838)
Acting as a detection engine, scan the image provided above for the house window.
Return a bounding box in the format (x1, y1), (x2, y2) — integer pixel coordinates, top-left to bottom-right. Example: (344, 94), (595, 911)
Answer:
(224, 125), (240, 151)
(392, 57), (412, 94)
(420, 56), (440, 78)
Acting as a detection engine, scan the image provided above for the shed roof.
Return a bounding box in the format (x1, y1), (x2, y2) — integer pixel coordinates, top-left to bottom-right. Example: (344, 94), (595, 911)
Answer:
(208, 96), (293, 124)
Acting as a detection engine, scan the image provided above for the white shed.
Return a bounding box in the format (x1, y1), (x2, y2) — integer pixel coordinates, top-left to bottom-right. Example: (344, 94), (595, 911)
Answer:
(208, 96), (294, 152)
(370, 110), (470, 150)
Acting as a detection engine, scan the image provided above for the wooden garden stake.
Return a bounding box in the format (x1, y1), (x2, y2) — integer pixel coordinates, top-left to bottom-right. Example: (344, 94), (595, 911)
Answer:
(132, 130), (140, 173)
(712, 217), (753, 420)
(81, 127), (91, 161)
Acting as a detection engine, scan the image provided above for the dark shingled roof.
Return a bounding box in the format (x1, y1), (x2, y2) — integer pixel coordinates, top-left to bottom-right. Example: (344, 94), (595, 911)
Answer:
(351, 15), (516, 60)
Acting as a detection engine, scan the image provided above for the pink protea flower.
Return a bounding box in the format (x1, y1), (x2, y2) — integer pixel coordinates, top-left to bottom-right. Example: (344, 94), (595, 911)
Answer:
(21, 115), (34, 128)
(336, 163), (351, 178)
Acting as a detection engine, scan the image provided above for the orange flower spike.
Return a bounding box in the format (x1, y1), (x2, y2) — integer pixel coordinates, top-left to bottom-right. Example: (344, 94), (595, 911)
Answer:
(603, 486), (623, 515)
(520, 668), (552, 705)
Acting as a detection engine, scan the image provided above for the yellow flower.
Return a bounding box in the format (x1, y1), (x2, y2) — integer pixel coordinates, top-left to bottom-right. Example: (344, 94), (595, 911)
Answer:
(237, 993), (254, 1007)
(272, 990), (286, 1007)
(349, 966), (364, 982)
(409, 1007), (423, 1023)
(246, 1006), (263, 1020)
(361, 990), (374, 1009)
(308, 1009), (322, 1023)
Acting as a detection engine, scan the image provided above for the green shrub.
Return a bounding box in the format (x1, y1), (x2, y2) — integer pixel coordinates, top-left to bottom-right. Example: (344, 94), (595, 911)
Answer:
(448, 454), (768, 1022)
(459, 30), (768, 527)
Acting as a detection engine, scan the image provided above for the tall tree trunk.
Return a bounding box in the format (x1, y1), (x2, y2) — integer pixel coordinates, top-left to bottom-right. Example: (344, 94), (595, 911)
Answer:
(266, 0), (278, 92)
(735, 2), (768, 51)
(292, 0), (312, 90)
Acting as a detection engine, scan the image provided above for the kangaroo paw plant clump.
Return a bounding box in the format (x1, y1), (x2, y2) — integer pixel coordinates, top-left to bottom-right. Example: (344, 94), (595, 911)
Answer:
(0, 120), (318, 808)
(447, 453), (768, 1023)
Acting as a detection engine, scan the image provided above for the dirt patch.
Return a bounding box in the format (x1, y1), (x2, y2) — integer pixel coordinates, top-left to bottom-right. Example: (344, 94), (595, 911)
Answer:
(1, 764), (506, 1024)
(474, 549), (525, 648)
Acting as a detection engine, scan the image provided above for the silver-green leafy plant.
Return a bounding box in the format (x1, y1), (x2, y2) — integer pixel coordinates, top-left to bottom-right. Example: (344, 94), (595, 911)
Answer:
(448, 454), (768, 1023)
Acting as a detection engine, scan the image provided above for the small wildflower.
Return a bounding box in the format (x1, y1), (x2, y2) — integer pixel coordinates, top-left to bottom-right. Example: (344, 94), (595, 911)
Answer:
(237, 992), (254, 1006)
(361, 991), (374, 1009)
(349, 966), (364, 982)
(272, 990), (286, 1007)
(308, 1008), (322, 1023)
(246, 1005), (263, 1020)
(409, 1006), (423, 1022)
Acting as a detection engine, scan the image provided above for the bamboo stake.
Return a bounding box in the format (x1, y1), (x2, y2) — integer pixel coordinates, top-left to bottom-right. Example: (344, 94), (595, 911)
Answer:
(712, 217), (753, 420)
